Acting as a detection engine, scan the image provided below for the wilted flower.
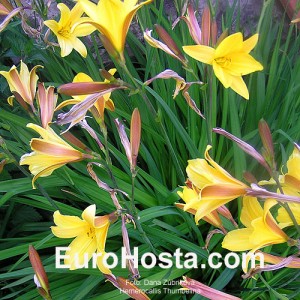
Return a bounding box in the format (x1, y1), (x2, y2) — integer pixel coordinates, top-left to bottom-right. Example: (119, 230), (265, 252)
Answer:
(44, 3), (95, 57)
(0, 61), (42, 111)
(178, 145), (248, 223)
(144, 69), (204, 117)
(183, 32), (263, 99)
(180, 276), (241, 300)
(105, 274), (150, 300)
(0, 4), (22, 32)
(179, 5), (217, 46)
(51, 204), (117, 273)
(77, 0), (152, 61)
(144, 26), (187, 66)
(56, 70), (116, 121)
(115, 108), (141, 172)
(20, 123), (89, 188)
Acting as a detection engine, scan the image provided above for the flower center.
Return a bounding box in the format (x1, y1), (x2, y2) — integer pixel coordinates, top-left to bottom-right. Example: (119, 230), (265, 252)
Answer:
(215, 57), (231, 68)
(58, 27), (71, 38)
(86, 226), (95, 238)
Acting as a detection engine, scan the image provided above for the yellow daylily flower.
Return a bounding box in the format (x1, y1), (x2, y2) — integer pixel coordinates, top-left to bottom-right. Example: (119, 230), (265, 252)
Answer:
(176, 186), (225, 231)
(179, 145), (248, 224)
(259, 146), (300, 228)
(20, 123), (89, 188)
(277, 202), (300, 228)
(0, 61), (42, 110)
(183, 32), (263, 99)
(44, 3), (95, 57)
(222, 196), (290, 271)
(276, 186), (300, 228)
(51, 204), (114, 273)
(55, 70), (116, 120)
(285, 146), (300, 184)
(77, 0), (152, 60)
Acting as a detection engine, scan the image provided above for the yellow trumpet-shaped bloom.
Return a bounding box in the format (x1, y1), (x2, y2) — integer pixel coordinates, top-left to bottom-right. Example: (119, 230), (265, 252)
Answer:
(0, 61), (42, 110)
(179, 145), (248, 224)
(77, 0), (152, 60)
(183, 32), (263, 99)
(51, 204), (112, 273)
(177, 186), (225, 230)
(222, 196), (289, 255)
(285, 146), (300, 184)
(259, 146), (300, 228)
(44, 3), (95, 57)
(55, 70), (116, 120)
(276, 146), (300, 228)
(20, 123), (87, 188)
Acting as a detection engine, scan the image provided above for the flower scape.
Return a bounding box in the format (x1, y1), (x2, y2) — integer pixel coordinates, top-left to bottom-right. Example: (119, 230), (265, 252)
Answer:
(0, 1), (299, 299)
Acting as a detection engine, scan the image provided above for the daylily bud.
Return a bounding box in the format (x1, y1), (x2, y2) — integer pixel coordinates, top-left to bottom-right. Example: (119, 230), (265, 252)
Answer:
(180, 276), (241, 300)
(154, 24), (185, 61)
(37, 83), (57, 128)
(211, 19), (217, 45)
(58, 82), (120, 96)
(201, 6), (211, 45)
(28, 245), (52, 300)
(256, 251), (300, 268)
(258, 119), (276, 169)
(130, 108), (141, 171)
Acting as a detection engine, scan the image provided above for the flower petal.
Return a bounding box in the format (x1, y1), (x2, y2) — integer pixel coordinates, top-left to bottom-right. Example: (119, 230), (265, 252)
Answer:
(51, 211), (88, 238)
(222, 228), (255, 251)
(215, 32), (243, 57)
(182, 45), (215, 64)
(212, 61), (232, 88)
(242, 34), (259, 53)
(65, 234), (97, 270)
(240, 196), (263, 228)
(81, 204), (96, 227)
(229, 75), (249, 99)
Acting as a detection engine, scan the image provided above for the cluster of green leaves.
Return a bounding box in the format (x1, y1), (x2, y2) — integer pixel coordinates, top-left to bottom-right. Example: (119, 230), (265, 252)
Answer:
(0, 0), (300, 299)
